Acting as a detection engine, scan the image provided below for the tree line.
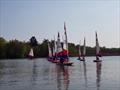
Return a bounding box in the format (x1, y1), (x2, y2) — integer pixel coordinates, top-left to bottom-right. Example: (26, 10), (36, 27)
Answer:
(0, 37), (120, 59)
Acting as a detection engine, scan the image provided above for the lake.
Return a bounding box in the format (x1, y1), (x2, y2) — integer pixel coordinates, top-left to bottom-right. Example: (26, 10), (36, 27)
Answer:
(0, 56), (120, 90)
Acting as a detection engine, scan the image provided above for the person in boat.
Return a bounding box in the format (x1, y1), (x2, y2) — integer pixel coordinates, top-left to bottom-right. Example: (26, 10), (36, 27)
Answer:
(62, 49), (68, 62)
(48, 56), (53, 61)
(57, 51), (64, 64)
(52, 53), (57, 61)
(58, 49), (68, 64)
(96, 53), (102, 60)
(60, 52), (64, 64)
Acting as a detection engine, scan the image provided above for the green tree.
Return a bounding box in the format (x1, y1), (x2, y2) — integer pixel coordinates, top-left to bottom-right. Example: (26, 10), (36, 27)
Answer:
(0, 37), (7, 59)
(68, 43), (77, 56)
(6, 40), (26, 58)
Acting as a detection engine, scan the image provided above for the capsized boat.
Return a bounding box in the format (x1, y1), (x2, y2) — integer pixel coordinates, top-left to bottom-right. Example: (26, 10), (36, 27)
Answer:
(93, 32), (102, 62)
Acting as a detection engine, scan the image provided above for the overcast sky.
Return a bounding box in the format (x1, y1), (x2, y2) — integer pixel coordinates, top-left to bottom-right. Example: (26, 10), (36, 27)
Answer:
(0, 0), (119, 48)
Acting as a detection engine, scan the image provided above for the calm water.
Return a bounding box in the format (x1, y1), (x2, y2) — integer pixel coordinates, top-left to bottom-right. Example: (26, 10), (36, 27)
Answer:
(0, 56), (120, 90)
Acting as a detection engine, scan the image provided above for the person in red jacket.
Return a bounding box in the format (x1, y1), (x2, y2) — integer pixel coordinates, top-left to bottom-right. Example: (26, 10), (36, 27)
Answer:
(62, 49), (68, 62)
(57, 51), (64, 63)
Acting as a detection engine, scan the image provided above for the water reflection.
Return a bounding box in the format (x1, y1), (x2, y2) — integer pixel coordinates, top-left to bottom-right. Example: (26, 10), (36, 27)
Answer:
(32, 60), (37, 82)
(79, 61), (88, 88)
(96, 62), (102, 90)
(83, 61), (88, 87)
(0, 57), (120, 90)
(56, 65), (69, 90)
(0, 62), (4, 81)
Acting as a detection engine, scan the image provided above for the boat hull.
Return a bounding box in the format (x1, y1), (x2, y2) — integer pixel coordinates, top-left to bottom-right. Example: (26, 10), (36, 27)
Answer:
(47, 58), (53, 61)
(93, 60), (102, 62)
(77, 58), (85, 61)
(77, 57), (81, 60)
(57, 61), (73, 66)
(80, 59), (85, 61)
(52, 60), (60, 63)
(28, 55), (34, 59)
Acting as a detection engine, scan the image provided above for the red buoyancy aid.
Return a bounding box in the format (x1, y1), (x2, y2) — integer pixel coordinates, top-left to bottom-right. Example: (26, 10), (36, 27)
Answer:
(62, 49), (68, 55)
(57, 51), (62, 56)
(57, 49), (68, 56)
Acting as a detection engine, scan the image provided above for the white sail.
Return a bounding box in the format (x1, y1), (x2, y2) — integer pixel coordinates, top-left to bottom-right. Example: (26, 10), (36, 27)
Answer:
(29, 48), (34, 57)
(62, 35), (67, 50)
(53, 36), (57, 55)
(95, 32), (101, 61)
(64, 22), (68, 51)
(96, 32), (100, 55)
(78, 41), (81, 58)
(82, 37), (86, 59)
(93, 32), (102, 62)
(48, 42), (52, 58)
(57, 32), (62, 53)
(64, 22), (70, 61)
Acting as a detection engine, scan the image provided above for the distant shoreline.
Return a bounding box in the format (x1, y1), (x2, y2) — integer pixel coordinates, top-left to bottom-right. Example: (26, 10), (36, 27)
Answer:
(0, 37), (120, 59)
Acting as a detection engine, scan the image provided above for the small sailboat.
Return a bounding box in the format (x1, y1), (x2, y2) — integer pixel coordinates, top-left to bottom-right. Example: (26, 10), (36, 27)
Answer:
(93, 32), (102, 62)
(48, 42), (53, 61)
(28, 48), (34, 59)
(52, 32), (62, 63)
(57, 22), (73, 66)
(77, 41), (82, 60)
(52, 36), (59, 63)
(81, 37), (86, 61)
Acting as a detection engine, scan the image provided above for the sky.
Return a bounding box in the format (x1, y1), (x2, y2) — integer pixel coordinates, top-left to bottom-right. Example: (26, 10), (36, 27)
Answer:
(0, 0), (119, 48)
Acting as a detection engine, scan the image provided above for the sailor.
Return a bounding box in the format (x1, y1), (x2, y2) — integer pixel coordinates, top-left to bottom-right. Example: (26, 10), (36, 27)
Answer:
(52, 53), (57, 61)
(57, 51), (64, 64)
(62, 49), (68, 62)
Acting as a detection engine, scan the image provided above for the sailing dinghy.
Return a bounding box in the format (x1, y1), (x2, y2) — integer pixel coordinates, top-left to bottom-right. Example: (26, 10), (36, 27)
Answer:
(52, 36), (59, 63)
(80, 38), (86, 61)
(57, 22), (73, 66)
(93, 32), (102, 62)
